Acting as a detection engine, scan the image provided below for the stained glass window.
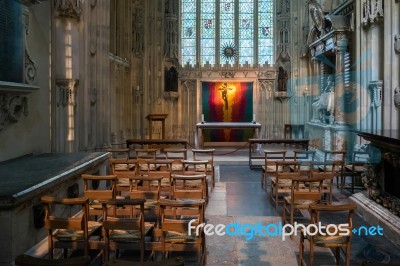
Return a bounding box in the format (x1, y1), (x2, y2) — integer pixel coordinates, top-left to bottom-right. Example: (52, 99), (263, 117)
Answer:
(180, 0), (274, 67)
(200, 0), (216, 65)
(220, 1), (235, 64)
(258, 0), (274, 65)
(238, 0), (254, 65)
(181, 0), (196, 66)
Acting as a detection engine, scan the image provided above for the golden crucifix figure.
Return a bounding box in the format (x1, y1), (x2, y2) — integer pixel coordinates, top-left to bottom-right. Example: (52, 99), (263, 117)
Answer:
(219, 83), (233, 110)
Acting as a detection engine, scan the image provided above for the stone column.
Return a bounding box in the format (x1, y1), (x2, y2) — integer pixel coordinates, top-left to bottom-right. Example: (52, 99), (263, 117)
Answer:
(52, 0), (82, 152)
(334, 36), (348, 125)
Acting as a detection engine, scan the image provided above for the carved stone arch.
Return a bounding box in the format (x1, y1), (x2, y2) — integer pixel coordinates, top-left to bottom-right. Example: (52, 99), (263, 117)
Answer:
(259, 80), (273, 93)
(307, 27), (320, 46)
(181, 80), (196, 93)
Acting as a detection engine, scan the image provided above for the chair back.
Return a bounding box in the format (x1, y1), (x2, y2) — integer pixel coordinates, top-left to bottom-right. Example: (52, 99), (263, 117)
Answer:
(290, 176), (325, 202)
(164, 148), (187, 160)
(350, 150), (369, 169)
(81, 174), (117, 200)
(192, 148), (215, 163)
(171, 174), (207, 200)
(264, 150), (287, 168)
(159, 199), (205, 229)
(107, 148), (130, 159)
(293, 149), (316, 162)
(135, 148), (157, 159)
(40, 196), (90, 258)
(158, 199), (206, 264)
(309, 203), (357, 232)
(129, 174), (162, 200)
(324, 150), (346, 163)
(100, 198), (147, 261)
(109, 158), (136, 175)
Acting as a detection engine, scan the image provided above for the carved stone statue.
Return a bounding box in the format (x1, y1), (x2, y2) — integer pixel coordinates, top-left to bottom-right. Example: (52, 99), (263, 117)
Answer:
(308, 0), (326, 35)
(312, 76), (335, 123)
(394, 87), (400, 108)
(164, 66), (178, 92)
(277, 66), (288, 92)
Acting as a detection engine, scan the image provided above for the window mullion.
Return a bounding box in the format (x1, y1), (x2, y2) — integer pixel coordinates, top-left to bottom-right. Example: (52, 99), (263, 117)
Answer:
(254, 0), (258, 66)
(216, 0), (220, 67)
(196, 0), (201, 66)
(234, 0), (239, 66)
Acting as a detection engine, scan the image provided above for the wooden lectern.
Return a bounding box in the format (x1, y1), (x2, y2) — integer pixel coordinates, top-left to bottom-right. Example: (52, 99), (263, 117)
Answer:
(146, 114), (168, 139)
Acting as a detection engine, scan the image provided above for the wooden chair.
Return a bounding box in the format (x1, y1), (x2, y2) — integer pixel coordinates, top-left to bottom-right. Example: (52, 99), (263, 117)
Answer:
(343, 151), (368, 193)
(293, 150), (316, 176)
(135, 148), (157, 159)
(129, 174), (163, 223)
(81, 174), (117, 218)
(261, 150), (287, 190)
(41, 196), (100, 259)
(107, 148), (131, 159)
(135, 149), (158, 172)
(171, 174), (207, 201)
(323, 150), (346, 188)
(100, 198), (153, 262)
(310, 162), (336, 203)
(192, 149), (216, 190)
(109, 158), (136, 196)
(164, 148), (186, 173)
(159, 199), (206, 265)
(181, 160), (210, 200)
(170, 159), (184, 174)
(299, 203), (357, 266)
(283, 175), (326, 233)
(164, 148), (187, 159)
(270, 161), (299, 209)
(15, 254), (91, 266)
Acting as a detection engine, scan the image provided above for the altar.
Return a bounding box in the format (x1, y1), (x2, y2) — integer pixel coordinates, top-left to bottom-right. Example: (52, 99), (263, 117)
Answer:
(194, 122), (261, 148)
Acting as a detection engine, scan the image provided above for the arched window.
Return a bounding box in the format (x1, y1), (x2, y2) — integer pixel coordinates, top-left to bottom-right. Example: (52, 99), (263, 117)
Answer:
(180, 0), (274, 67)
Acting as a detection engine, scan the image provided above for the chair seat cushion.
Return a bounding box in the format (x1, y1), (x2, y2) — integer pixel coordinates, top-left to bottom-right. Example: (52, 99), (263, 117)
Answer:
(262, 166), (283, 173)
(176, 180), (203, 188)
(165, 231), (199, 243)
(114, 164), (135, 171)
(144, 200), (159, 209)
(345, 165), (366, 172)
(270, 177), (292, 186)
(171, 164), (184, 171)
(193, 164), (213, 172)
(56, 221), (102, 241)
(311, 234), (348, 246)
(284, 196), (318, 208)
(161, 178), (171, 187)
(138, 164), (158, 171)
(109, 224), (154, 242)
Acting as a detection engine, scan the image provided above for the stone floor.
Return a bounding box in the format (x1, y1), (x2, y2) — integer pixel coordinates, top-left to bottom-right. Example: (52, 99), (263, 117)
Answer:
(200, 147), (400, 266)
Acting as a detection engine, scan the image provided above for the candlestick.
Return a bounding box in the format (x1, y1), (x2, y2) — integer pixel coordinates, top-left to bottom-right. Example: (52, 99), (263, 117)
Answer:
(253, 114), (256, 122)
(201, 114), (204, 122)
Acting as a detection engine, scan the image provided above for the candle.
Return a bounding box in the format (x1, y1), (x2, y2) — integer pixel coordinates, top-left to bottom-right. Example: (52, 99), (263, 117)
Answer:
(201, 114), (204, 122)
(136, 85), (140, 91)
(253, 114), (256, 121)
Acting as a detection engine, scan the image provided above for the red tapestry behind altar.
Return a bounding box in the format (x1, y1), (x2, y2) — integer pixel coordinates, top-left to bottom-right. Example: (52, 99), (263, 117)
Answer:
(201, 81), (253, 142)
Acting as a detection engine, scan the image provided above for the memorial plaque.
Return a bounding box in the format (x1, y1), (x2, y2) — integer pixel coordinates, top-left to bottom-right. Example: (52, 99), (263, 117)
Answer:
(0, 0), (24, 83)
